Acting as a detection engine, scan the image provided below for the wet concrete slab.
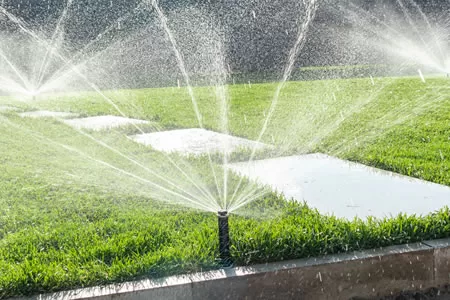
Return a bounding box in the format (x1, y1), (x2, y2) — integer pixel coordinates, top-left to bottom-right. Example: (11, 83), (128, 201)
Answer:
(19, 110), (78, 118)
(131, 128), (267, 155)
(227, 153), (450, 219)
(64, 115), (149, 131)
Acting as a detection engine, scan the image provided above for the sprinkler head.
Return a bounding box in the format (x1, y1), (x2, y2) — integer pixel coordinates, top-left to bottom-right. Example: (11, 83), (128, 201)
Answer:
(217, 210), (232, 267)
(218, 210), (228, 218)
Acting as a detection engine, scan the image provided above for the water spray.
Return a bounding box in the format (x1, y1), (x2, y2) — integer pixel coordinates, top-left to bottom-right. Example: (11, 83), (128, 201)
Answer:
(217, 210), (232, 267)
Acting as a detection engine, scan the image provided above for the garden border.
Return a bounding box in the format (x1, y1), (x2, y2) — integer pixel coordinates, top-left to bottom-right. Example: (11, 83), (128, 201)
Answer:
(16, 237), (450, 300)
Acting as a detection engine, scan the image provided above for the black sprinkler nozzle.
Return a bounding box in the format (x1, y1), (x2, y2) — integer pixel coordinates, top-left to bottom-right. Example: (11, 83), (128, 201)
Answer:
(218, 210), (232, 267)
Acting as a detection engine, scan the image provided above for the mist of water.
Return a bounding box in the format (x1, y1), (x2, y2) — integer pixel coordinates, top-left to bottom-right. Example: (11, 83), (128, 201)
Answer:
(228, 0), (320, 212)
(343, 0), (449, 75)
(0, 0), (448, 216)
(0, 3), (228, 213)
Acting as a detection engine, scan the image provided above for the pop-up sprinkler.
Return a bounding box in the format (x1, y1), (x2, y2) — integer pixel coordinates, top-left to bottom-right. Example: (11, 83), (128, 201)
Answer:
(217, 210), (232, 267)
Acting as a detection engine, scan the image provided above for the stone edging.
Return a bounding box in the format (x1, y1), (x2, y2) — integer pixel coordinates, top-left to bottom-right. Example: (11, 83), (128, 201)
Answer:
(15, 238), (450, 300)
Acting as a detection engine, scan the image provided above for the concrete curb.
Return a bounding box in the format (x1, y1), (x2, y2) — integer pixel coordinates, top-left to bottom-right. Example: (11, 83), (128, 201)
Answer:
(17, 238), (450, 300)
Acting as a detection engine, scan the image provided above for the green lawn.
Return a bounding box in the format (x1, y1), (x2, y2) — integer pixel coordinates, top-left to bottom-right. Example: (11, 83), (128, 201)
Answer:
(0, 76), (449, 298)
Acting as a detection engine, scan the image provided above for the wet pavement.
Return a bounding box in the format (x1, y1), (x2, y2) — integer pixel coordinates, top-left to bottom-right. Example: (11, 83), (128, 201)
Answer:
(228, 154), (450, 219)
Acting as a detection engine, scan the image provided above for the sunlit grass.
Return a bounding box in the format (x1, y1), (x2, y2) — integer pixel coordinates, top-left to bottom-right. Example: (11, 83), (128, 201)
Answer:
(29, 76), (450, 184)
(0, 76), (449, 298)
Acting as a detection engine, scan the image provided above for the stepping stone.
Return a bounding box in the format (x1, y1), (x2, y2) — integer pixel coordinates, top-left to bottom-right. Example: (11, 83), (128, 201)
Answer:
(227, 153), (450, 220)
(19, 110), (78, 118)
(64, 115), (149, 131)
(131, 128), (267, 155)
(0, 105), (20, 112)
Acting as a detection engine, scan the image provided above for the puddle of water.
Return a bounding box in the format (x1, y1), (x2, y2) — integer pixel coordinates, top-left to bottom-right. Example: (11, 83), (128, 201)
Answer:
(228, 154), (450, 219)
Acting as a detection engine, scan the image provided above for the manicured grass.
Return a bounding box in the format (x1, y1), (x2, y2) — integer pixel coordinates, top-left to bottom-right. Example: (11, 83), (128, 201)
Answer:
(0, 76), (449, 298)
(31, 76), (450, 185)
